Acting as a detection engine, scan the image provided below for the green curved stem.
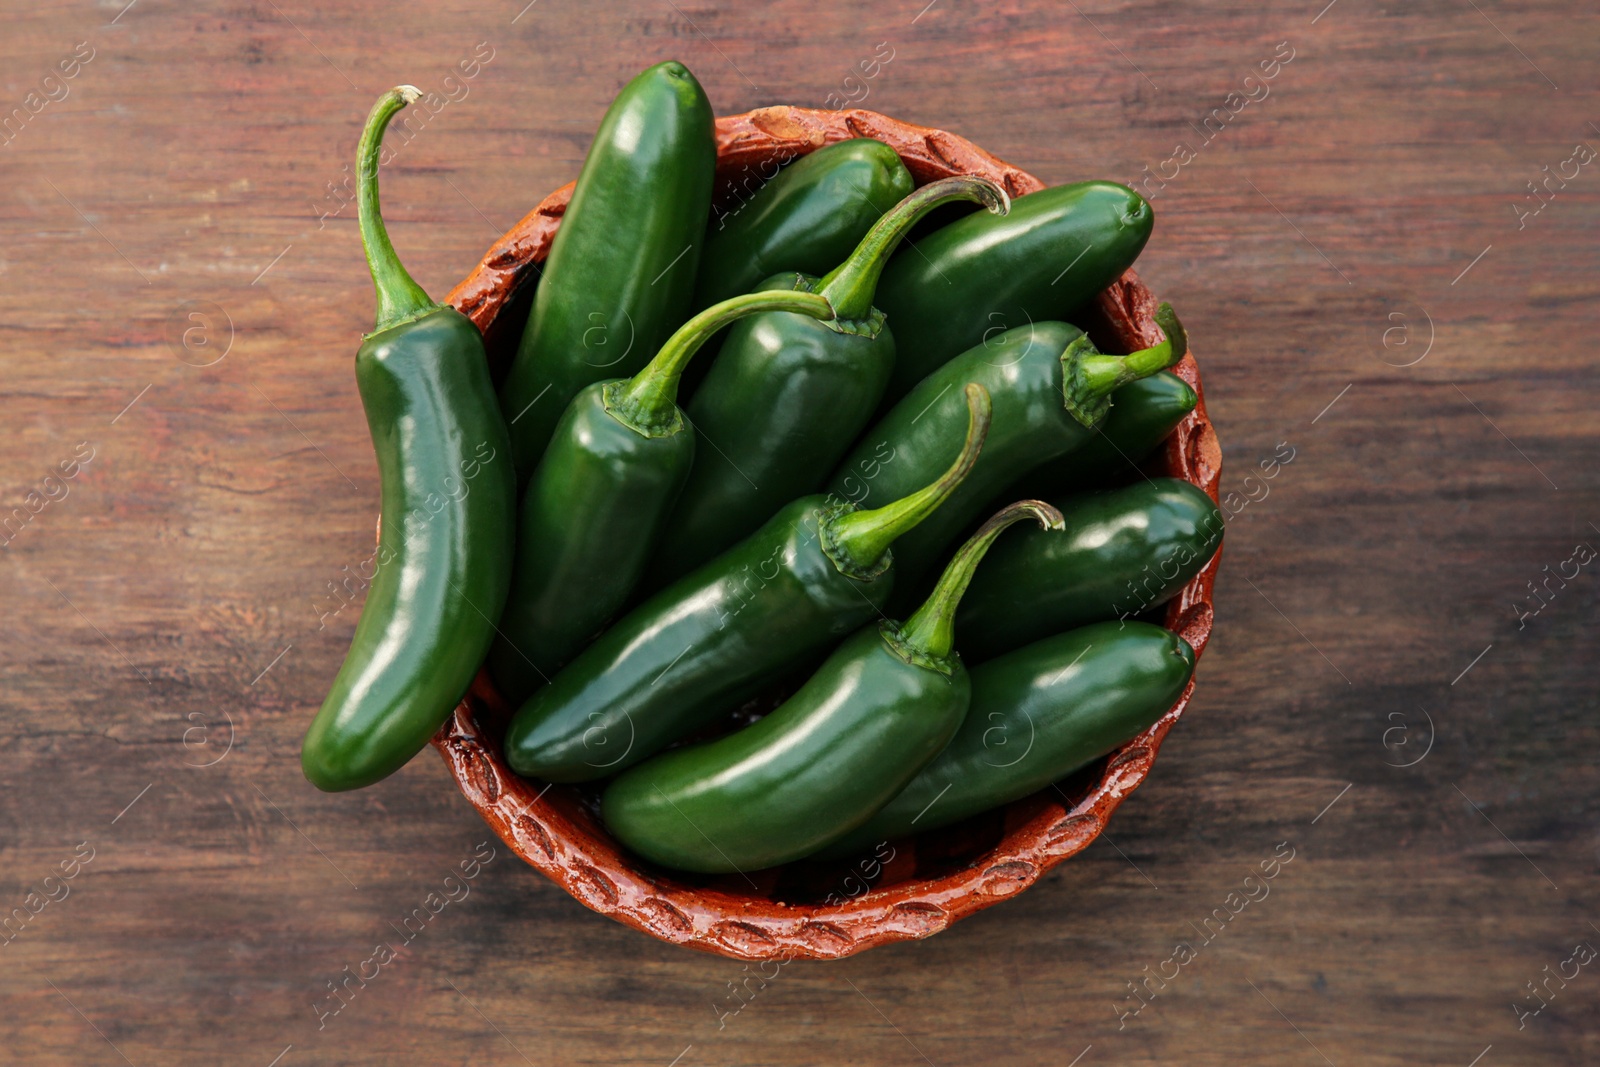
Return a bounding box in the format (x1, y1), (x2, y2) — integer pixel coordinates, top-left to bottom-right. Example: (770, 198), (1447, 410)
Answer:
(889, 499), (1065, 668)
(817, 176), (1010, 322)
(358, 86), (436, 334)
(607, 289), (835, 436)
(825, 382), (992, 577)
(1062, 302), (1187, 429)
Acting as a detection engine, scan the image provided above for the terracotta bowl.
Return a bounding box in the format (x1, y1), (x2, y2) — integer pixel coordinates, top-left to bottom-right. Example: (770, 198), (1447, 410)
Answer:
(430, 107), (1222, 960)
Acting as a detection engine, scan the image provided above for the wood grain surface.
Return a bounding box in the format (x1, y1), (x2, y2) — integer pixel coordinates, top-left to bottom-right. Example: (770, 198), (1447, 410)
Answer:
(2, 1), (1596, 1065)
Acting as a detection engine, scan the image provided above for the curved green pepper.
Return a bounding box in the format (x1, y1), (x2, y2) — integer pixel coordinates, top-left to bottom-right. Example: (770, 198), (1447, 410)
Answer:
(828, 307), (1187, 610)
(603, 500), (1064, 873)
(1017, 371), (1196, 500)
(694, 138), (913, 311)
(644, 175), (1010, 589)
(874, 181), (1154, 408)
(301, 88), (515, 792)
(956, 479), (1222, 662)
(821, 621), (1195, 858)
(505, 385), (993, 783)
(488, 288), (835, 704)
(499, 61), (715, 481)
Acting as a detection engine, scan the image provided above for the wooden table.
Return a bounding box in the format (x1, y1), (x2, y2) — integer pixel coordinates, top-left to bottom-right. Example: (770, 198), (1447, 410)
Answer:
(3, 1), (1596, 1064)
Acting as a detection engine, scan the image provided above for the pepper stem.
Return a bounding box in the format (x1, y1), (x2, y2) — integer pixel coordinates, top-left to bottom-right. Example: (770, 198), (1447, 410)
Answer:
(358, 86), (436, 335)
(887, 500), (1065, 669)
(824, 383), (991, 578)
(817, 176), (1010, 322)
(1062, 302), (1188, 429)
(606, 289), (835, 436)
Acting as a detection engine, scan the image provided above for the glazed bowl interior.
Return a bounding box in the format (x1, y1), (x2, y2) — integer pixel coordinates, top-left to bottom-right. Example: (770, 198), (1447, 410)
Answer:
(431, 106), (1221, 960)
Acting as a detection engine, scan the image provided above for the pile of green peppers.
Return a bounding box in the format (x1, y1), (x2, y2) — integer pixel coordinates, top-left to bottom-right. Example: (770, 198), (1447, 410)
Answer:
(301, 65), (1223, 878)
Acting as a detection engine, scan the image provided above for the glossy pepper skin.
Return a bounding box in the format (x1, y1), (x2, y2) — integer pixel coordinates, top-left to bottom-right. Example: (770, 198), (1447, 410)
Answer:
(874, 181), (1154, 409)
(1017, 371), (1196, 500)
(645, 176), (1011, 589)
(694, 138), (913, 311)
(603, 501), (1064, 874)
(829, 307), (1188, 610)
(301, 88), (515, 792)
(499, 61), (715, 481)
(489, 289), (835, 704)
(820, 621), (1195, 859)
(956, 479), (1222, 663)
(505, 385), (994, 784)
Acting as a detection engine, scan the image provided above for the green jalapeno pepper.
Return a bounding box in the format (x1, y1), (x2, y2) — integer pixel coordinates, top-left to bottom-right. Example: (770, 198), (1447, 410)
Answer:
(644, 175), (1010, 589)
(1017, 371), (1196, 499)
(488, 288), (835, 704)
(829, 306), (1187, 611)
(301, 87), (516, 792)
(499, 61), (715, 481)
(603, 500), (1064, 873)
(820, 621), (1195, 858)
(504, 384), (993, 784)
(874, 181), (1154, 409)
(694, 138), (914, 311)
(956, 479), (1222, 662)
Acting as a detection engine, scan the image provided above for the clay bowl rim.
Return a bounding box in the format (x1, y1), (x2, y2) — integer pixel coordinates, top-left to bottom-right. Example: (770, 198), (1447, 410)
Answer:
(429, 105), (1222, 961)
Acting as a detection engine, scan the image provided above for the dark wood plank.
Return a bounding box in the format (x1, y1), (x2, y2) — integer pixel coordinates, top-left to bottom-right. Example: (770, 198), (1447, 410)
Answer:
(1, 0), (1597, 1064)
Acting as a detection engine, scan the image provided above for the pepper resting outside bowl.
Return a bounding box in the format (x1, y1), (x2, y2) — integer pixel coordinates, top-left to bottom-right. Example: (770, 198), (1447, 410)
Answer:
(427, 105), (1222, 961)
